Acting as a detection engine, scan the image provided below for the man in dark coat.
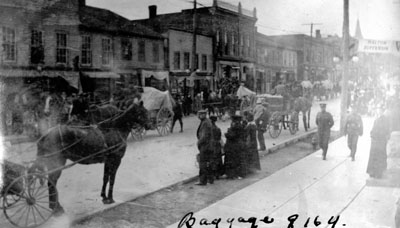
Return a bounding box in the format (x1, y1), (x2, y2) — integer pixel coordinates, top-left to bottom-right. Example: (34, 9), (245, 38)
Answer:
(253, 100), (269, 151)
(196, 110), (214, 185)
(367, 108), (391, 178)
(316, 103), (334, 160)
(171, 96), (183, 133)
(210, 115), (224, 179)
(344, 107), (363, 161)
(245, 113), (261, 173)
(224, 115), (246, 179)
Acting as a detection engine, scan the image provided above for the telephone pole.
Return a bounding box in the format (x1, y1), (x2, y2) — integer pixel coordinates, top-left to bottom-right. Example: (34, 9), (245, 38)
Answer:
(340, 0), (350, 134)
(192, 0), (197, 73)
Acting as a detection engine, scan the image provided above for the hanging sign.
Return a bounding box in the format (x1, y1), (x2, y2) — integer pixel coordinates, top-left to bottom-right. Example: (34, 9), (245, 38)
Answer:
(358, 39), (400, 55)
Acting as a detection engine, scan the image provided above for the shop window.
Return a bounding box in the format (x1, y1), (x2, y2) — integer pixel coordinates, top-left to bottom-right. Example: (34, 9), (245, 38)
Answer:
(2, 27), (16, 61)
(201, 54), (207, 71)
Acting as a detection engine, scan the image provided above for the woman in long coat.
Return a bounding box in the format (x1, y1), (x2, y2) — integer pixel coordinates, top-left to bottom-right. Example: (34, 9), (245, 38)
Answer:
(245, 113), (261, 173)
(366, 109), (391, 178)
(224, 115), (246, 179)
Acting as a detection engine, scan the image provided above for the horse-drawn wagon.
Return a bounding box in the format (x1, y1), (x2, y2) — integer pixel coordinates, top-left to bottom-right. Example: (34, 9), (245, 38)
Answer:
(240, 93), (299, 138)
(131, 87), (175, 139)
(1, 160), (56, 228)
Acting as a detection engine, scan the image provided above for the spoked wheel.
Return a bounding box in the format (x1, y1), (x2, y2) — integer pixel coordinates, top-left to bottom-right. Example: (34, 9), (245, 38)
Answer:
(268, 121), (282, 138)
(156, 107), (173, 136)
(288, 111), (299, 135)
(3, 173), (56, 228)
(131, 125), (146, 141)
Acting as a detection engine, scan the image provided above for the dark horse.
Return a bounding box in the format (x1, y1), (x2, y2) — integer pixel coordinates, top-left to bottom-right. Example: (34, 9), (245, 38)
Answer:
(293, 96), (312, 131)
(31, 103), (148, 214)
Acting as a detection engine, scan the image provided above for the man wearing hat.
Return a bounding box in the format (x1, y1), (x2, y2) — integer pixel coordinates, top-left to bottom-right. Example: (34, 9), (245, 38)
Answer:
(316, 103), (334, 160)
(196, 110), (215, 185)
(253, 99), (270, 151)
(344, 106), (363, 161)
(210, 115), (224, 179)
(224, 114), (246, 179)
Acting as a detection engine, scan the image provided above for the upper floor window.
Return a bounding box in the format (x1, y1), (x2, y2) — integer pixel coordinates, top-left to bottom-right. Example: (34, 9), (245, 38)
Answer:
(102, 38), (112, 65)
(81, 35), (92, 65)
(121, 38), (132, 61)
(31, 30), (44, 64)
(173, 51), (180, 70)
(152, 42), (159, 63)
(138, 40), (145, 62)
(183, 52), (190, 70)
(56, 32), (68, 64)
(195, 54), (199, 70)
(201, 54), (207, 71)
(2, 27), (16, 62)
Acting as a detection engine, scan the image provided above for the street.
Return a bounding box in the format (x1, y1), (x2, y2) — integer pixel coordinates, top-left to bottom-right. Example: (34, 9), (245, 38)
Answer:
(0, 98), (341, 228)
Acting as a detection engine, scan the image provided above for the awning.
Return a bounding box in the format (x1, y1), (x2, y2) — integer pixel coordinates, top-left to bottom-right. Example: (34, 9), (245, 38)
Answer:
(142, 70), (169, 86)
(82, 71), (120, 79)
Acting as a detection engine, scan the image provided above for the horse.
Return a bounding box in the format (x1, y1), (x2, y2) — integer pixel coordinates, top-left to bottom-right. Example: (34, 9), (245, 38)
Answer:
(293, 96), (312, 131)
(31, 103), (149, 214)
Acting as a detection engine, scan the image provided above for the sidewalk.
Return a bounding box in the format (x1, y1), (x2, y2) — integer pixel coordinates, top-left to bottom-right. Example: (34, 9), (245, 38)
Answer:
(167, 116), (398, 228)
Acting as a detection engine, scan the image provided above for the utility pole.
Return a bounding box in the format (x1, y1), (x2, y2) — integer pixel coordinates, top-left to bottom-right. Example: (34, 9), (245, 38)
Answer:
(340, 0), (350, 134)
(302, 23), (322, 81)
(192, 0), (197, 73)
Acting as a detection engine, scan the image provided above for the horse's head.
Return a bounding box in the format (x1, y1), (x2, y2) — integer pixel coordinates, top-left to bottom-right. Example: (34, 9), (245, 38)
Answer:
(115, 103), (149, 130)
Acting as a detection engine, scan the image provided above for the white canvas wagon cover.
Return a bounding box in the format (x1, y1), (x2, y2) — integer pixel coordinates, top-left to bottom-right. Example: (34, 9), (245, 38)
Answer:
(236, 85), (256, 99)
(140, 87), (175, 111)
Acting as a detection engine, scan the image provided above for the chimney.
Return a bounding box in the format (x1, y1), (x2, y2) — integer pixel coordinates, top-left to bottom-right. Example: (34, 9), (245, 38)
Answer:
(316, 29), (321, 39)
(238, 2), (242, 14)
(78, 0), (86, 7)
(149, 5), (157, 19)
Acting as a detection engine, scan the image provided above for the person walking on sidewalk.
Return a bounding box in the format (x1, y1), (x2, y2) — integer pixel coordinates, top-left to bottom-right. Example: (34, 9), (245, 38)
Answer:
(171, 96), (183, 133)
(196, 110), (215, 185)
(316, 103), (334, 160)
(253, 100), (269, 151)
(344, 107), (363, 161)
(367, 107), (391, 179)
(245, 113), (261, 173)
(210, 115), (225, 179)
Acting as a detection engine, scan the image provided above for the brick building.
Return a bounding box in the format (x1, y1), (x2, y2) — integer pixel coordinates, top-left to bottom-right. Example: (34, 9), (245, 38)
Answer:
(134, 0), (258, 92)
(268, 32), (336, 83)
(256, 32), (298, 94)
(165, 29), (213, 96)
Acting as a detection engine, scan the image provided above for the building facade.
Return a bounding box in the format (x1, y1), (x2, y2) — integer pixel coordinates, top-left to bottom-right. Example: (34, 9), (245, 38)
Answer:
(256, 33), (298, 93)
(134, 0), (258, 92)
(166, 29), (213, 96)
(269, 32), (337, 84)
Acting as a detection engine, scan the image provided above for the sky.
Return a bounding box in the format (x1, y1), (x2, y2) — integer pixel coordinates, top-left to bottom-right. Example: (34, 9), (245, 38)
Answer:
(86, 0), (400, 40)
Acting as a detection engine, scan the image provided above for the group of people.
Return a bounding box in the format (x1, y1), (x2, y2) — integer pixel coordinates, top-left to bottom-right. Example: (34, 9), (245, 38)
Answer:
(195, 109), (262, 185)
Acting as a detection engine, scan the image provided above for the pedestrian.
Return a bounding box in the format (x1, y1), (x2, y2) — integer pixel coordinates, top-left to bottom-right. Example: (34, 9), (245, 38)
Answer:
(196, 110), (215, 185)
(245, 113), (261, 173)
(344, 106), (363, 161)
(171, 96), (183, 133)
(210, 115), (224, 179)
(366, 107), (391, 179)
(224, 115), (246, 179)
(315, 103), (334, 160)
(253, 99), (269, 151)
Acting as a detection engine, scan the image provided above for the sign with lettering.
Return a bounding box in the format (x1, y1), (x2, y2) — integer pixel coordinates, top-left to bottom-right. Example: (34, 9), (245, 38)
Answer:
(358, 39), (400, 55)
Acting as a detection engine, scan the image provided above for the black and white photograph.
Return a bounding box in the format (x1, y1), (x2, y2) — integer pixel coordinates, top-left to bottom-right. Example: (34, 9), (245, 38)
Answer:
(0, 0), (399, 227)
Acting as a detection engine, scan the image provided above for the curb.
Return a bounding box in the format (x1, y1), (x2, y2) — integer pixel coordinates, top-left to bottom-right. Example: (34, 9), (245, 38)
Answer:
(72, 129), (319, 225)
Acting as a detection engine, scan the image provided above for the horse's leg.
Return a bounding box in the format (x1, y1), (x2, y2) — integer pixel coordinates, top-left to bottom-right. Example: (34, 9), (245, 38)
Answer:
(302, 111), (308, 131)
(104, 157), (122, 204)
(307, 108), (311, 129)
(46, 157), (66, 216)
(101, 162), (110, 201)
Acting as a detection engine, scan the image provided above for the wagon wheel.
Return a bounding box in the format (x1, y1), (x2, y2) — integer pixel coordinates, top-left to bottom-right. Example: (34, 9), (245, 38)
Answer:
(156, 107), (173, 136)
(3, 173), (56, 228)
(131, 124), (146, 141)
(288, 111), (299, 135)
(268, 112), (282, 138)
